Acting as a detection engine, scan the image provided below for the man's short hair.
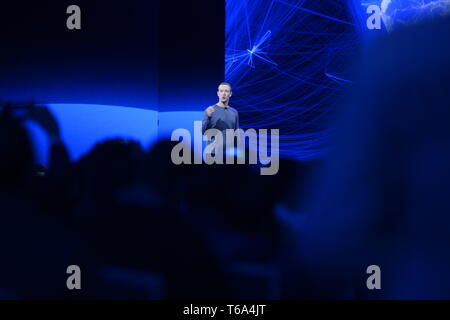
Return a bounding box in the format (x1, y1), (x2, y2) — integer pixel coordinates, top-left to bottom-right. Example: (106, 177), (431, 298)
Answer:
(218, 82), (232, 91)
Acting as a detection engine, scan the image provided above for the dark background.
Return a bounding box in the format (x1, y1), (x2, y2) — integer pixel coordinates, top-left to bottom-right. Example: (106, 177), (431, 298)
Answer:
(0, 0), (224, 110)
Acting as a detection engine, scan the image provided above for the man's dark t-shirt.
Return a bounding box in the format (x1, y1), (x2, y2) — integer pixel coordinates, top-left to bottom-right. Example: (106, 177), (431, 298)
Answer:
(202, 104), (239, 135)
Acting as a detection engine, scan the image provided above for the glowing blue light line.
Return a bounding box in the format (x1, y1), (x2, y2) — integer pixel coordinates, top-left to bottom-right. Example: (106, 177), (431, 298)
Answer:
(325, 72), (353, 83)
(274, 0), (356, 25)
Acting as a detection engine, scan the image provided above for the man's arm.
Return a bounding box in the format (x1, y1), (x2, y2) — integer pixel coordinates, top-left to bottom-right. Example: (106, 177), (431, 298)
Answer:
(202, 107), (213, 134)
(235, 109), (239, 130)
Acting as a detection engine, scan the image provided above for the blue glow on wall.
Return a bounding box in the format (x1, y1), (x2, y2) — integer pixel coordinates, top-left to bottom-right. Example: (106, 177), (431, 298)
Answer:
(26, 105), (210, 167)
(158, 111), (204, 139)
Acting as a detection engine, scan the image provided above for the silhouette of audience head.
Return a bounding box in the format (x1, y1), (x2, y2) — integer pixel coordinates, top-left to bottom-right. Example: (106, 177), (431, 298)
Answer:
(0, 115), (34, 192)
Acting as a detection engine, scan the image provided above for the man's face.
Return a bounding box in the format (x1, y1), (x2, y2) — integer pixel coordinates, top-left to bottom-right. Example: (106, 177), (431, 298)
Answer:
(217, 84), (232, 103)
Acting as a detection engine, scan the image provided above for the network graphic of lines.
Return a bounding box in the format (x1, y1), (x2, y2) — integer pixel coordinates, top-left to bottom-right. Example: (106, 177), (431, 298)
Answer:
(226, 0), (361, 160)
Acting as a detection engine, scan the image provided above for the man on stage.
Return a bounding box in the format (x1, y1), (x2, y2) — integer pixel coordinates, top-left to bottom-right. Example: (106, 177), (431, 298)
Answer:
(202, 82), (239, 156)
(202, 82), (239, 138)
